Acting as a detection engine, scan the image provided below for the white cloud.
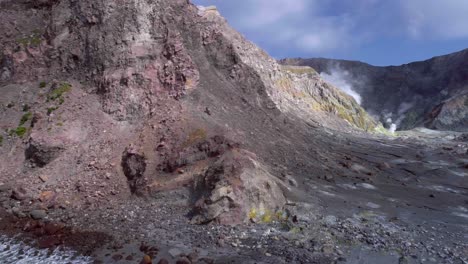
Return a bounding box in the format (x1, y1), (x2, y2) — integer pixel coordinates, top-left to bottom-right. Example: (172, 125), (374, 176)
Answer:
(239, 0), (309, 27)
(194, 0), (468, 58)
(400, 0), (468, 39)
(295, 15), (356, 53)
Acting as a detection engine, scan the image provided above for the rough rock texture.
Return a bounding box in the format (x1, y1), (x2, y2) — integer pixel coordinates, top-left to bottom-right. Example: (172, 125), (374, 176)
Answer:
(281, 50), (468, 131)
(190, 148), (286, 225)
(0, 1), (467, 264)
(121, 146), (147, 194)
(428, 94), (468, 130)
(0, 0), (370, 224)
(201, 10), (376, 131)
(25, 132), (65, 167)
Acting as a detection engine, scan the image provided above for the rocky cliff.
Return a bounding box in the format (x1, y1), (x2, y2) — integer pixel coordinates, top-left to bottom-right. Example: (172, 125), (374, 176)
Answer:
(0, 0), (378, 226)
(281, 50), (468, 132)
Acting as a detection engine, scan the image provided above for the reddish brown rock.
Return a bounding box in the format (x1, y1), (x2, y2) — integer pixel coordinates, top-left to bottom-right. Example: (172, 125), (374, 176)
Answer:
(176, 257), (192, 264)
(140, 255), (153, 264)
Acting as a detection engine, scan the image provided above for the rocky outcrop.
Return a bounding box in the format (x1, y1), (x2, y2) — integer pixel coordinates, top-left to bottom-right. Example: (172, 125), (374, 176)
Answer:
(281, 49), (468, 132)
(191, 149), (286, 225)
(25, 133), (65, 167)
(427, 94), (468, 131)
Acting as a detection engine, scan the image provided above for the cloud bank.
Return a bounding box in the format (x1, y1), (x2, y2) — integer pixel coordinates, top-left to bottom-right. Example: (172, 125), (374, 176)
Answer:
(193, 0), (468, 64)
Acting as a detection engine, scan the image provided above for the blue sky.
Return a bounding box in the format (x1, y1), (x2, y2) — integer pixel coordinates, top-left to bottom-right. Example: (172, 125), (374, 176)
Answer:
(193, 0), (468, 66)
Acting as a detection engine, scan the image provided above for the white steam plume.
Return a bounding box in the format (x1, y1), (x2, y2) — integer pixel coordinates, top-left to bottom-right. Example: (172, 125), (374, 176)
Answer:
(320, 69), (362, 105)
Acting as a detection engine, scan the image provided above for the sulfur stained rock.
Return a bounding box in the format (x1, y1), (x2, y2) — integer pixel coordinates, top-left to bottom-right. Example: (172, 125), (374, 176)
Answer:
(191, 149), (286, 225)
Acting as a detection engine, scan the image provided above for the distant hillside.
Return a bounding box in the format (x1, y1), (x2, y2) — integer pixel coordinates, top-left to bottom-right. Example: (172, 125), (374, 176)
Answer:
(280, 49), (468, 131)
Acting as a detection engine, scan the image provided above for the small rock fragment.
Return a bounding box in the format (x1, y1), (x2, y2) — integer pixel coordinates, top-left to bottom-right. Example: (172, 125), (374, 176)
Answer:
(0, 184), (11, 192)
(39, 175), (48, 182)
(112, 254), (123, 261)
(322, 244), (334, 254)
(11, 187), (29, 201)
(169, 248), (182, 258)
(140, 255), (152, 264)
(157, 258), (168, 264)
(176, 257), (191, 264)
(39, 191), (55, 202)
(30, 209), (47, 220)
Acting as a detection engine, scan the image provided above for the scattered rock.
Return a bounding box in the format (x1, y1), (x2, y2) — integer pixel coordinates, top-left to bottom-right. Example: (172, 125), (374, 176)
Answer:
(176, 257), (191, 264)
(187, 252), (199, 262)
(322, 244), (334, 255)
(158, 258), (169, 264)
(112, 254), (123, 261)
(377, 162), (391, 170)
(12, 207), (26, 218)
(324, 175), (334, 182)
(157, 258), (168, 264)
(351, 164), (373, 175)
(169, 248), (183, 258)
(286, 175), (298, 187)
(38, 191), (55, 202)
(217, 238), (225, 247)
(140, 255), (153, 264)
(324, 215), (337, 226)
(0, 184), (11, 192)
(11, 187), (29, 201)
(39, 175), (48, 182)
(30, 209), (47, 220)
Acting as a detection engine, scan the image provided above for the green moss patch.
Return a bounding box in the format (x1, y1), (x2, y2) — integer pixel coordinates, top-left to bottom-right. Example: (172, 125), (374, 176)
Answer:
(19, 112), (32, 126)
(47, 106), (58, 116)
(17, 33), (42, 47)
(9, 127), (28, 138)
(48, 83), (72, 101)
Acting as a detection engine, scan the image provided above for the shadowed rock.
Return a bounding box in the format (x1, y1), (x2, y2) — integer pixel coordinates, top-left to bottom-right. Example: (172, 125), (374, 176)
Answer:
(122, 147), (147, 194)
(25, 135), (64, 167)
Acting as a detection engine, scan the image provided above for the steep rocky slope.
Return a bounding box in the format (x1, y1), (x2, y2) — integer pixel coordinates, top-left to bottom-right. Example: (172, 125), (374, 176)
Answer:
(0, 1), (467, 263)
(281, 50), (468, 132)
(0, 0), (376, 226)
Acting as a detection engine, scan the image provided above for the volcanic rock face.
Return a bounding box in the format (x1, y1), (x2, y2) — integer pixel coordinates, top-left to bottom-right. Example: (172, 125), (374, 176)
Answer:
(281, 50), (468, 131)
(1, 1), (467, 263)
(0, 0), (374, 224)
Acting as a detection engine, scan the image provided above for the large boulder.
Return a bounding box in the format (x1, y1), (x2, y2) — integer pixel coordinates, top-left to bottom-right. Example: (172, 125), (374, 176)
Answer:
(25, 133), (64, 167)
(191, 149), (286, 225)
